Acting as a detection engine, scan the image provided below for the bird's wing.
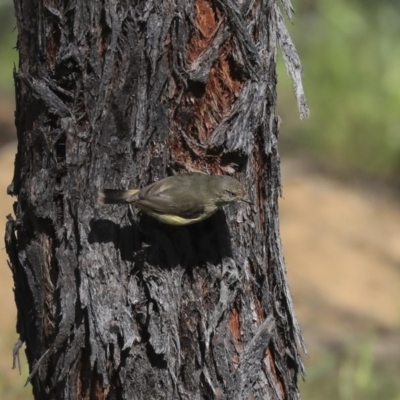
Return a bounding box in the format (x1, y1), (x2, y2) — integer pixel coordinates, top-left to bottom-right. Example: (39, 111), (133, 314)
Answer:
(134, 178), (207, 219)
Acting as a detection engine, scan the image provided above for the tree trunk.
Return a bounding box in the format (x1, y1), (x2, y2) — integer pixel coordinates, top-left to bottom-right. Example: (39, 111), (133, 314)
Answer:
(6, 0), (308, 399)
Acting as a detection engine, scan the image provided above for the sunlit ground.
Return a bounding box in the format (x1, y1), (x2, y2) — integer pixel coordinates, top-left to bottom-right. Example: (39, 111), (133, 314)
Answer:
(280, 158), (400, 400)
(0, 143), (31, 399)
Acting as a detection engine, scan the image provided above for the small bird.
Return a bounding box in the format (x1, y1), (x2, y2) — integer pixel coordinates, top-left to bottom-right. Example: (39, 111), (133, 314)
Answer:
(98, 173), (252, 225)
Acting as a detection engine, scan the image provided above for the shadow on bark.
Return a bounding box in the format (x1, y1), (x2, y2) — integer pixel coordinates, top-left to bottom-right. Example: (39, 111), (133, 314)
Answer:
(89, 209), (233, 270)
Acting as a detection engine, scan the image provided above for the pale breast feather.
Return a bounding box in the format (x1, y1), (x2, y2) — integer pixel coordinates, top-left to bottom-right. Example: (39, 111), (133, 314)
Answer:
(134, 197), (207, 219)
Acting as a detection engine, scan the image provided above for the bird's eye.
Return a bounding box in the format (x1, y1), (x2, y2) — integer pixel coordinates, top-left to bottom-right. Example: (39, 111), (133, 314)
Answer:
(226, 190), (235, 197)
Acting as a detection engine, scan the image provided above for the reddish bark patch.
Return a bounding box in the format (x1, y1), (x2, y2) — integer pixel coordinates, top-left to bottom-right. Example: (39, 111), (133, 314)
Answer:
(169, 0), (245, 173)
(228, 306), (241, 370)
(254, 299), (265, 325)
(228, 306), (241, 342)
(192, 45), (243, 145)
(187, 0), (219, 63)
(265, 346), (285, 399)
(91, 375), (105, 400)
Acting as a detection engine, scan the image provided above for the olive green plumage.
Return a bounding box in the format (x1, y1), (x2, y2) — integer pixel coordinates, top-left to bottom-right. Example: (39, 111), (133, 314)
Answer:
(98, 173), (252, 225)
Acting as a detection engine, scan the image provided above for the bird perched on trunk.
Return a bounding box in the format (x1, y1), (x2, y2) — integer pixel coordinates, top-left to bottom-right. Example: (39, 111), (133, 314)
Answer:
(98, 173), (252, 225)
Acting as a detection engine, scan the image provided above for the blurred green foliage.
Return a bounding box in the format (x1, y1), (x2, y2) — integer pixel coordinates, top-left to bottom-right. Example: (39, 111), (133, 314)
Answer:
(300, 338), (400, 400)
(0, 2), (17, 94)
(278, 0), (400, 184)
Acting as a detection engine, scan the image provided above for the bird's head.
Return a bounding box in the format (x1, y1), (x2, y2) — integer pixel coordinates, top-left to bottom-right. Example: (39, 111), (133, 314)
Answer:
(213, 176), (252, 207)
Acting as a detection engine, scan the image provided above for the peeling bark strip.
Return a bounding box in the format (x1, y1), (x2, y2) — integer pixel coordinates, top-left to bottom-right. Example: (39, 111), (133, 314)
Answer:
(7, 0), (306, 399)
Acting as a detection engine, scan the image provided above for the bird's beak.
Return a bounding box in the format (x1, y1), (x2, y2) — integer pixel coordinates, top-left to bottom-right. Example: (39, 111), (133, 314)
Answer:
(241, 195), (253, 205)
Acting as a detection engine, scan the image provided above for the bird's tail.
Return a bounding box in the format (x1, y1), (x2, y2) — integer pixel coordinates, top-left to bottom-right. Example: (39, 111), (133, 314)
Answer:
(97, 189), (140, 204)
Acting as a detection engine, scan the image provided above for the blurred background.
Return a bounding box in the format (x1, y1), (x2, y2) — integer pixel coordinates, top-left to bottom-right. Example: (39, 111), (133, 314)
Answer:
(0, 0), (400, 398)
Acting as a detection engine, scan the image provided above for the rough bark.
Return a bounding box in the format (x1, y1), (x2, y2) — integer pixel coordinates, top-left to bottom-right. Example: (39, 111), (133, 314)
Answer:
(6, 0), (308, 399)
